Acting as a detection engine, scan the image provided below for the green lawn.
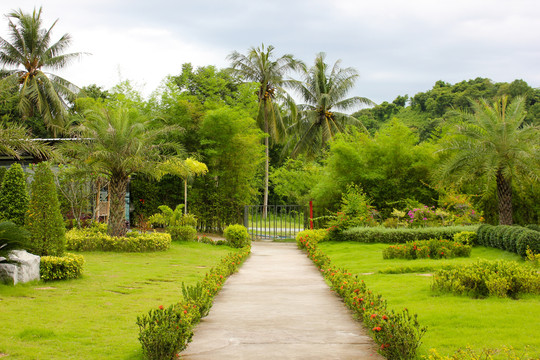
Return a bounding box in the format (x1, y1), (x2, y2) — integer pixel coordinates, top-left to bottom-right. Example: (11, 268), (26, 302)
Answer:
(0, 242), (239, 360)
(319, 242), (540, 358)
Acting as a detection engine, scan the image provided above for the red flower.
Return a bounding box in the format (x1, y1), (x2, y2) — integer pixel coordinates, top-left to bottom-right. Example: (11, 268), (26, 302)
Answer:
(372, 326), (382, 332)
(382, 315), (388, 320)
(183, 310), (188, 314)
(159, 305), (164, 310)
(370, 314), (377, 319)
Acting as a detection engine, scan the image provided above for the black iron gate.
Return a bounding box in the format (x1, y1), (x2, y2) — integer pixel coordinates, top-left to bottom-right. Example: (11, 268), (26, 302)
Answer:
(244, 205), (307, 240)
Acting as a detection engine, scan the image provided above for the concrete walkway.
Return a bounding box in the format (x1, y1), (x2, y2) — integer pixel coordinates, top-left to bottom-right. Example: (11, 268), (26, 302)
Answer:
(180, 242), (385, 360)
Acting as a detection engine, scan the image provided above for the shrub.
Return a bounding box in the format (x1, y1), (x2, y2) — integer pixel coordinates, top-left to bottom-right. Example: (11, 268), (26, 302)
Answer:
(453, 231), (477, 246)
(148, 205), (197, 227)
(526, 224), (540, 232)
(0, 163), (29, 226)
(182, 282), (212, 321)
(26, 163), (66, 256)
(516, 230), (540, 257)
(341, 225), (478, 244)
(295, 229), (329, 249)
(40, 253), (85, 281)
(383, 239), (471, 260)
(168, 225), (197, 242)
(136, 303), (197, 360)
(223, 224), (250, 248)
(66, 228), (171, 252)
(432, 259), (540, 298)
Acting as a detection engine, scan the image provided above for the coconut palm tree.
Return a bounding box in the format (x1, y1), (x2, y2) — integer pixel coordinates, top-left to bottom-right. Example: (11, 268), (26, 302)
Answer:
(288, 52), (373, 158)
(227, 44), (302, 216)
(0, 7), (83, 136)
(437, 96), (540, 225)
(61, 101), (184, 236)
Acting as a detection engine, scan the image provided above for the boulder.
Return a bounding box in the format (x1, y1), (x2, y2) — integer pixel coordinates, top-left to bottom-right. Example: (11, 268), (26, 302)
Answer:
(0, 250), (40, 285)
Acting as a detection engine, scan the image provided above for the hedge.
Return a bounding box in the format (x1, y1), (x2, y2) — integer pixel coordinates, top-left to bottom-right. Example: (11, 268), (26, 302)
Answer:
(40, 253), (85, 281)
(476, 224), (540, 257)
(66, 228), (171, 252)
(339, 225), (478, 244)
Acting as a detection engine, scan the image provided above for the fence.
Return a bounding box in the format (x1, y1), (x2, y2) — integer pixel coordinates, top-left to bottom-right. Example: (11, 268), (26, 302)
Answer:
(244, 205), (307, 240)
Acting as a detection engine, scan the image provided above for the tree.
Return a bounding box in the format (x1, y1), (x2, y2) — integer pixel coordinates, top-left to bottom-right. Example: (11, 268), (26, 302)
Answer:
(156, 157), (208, 215)
(227, 44), (302, 216)
(0, 122), (50, 159)
(26, 162), (66, 256)
(436, 96), (540, 225)
(0, 7), (83, 136)
(0, 163), (29, 226)
(288, 52), (373, 158)
(61, 99), (183, 236)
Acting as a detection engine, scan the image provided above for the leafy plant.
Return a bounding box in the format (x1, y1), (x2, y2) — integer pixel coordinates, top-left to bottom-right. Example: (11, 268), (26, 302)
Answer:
(432, 259), (540, 298)
(136, 303), (196, 360)
(223, 224), (250, 248)
(66, 227), (171, 252)
(0, 163), (29, 226)
(40, 253), (85, 281)
(0, 221), (30, 262)
(26, 162), (66, 256)
(168, 226), (197, 242)
(453, 231), (477, 246)
(182, 282), (212, 320)
(383, 239), (472, 260)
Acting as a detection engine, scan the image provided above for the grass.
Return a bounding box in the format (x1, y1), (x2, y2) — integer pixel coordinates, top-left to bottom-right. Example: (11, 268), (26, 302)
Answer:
(318, 241), (540, 358)
(0, 242), (240, 360)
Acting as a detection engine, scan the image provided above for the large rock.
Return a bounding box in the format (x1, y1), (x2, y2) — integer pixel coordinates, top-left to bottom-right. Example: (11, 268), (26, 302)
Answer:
(0, 250), (40, 285)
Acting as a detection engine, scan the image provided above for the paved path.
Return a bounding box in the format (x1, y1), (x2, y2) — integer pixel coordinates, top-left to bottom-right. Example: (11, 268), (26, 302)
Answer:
(180, 242), (385, 360)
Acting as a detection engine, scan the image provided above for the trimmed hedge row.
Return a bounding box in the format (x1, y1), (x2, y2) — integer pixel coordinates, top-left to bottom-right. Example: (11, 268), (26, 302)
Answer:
(477, 224), (540, 257)
(40, 253), (85, 281)
(297, 230), (426, 360)
(340, 225), (478, 244)
(137, 245), (251, 360)
(66, 228), (171, 252)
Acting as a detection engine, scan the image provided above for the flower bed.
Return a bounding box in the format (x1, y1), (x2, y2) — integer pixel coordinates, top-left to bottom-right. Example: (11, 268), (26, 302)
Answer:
(297, 230), (426, 360)
(136, 245), (251, 360)
(383, 239), (472, 260)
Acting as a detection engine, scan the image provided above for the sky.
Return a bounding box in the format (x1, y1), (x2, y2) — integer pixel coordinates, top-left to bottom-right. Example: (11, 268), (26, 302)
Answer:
(1, 0), (539, 105)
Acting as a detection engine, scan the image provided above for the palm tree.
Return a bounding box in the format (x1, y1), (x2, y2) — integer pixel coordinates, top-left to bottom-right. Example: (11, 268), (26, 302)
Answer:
(437, 96), (540, 225)
(227, 44), (302, 216)
(156, 157), (208, 215)
(61, 102), (184, 236)
(0, 121), (50, 159)
(0, 7), (83, 136)
(288, 52), (373, 158)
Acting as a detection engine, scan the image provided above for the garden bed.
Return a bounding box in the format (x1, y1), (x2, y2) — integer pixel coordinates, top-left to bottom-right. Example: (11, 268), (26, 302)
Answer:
(318, 241), (540, 358)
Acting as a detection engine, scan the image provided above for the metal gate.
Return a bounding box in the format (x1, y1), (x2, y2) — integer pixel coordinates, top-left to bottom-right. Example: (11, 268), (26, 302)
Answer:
(244, 205), (307, 240)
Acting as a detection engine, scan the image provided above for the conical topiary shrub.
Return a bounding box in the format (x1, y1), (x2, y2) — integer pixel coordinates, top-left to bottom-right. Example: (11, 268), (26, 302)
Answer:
(0, 163), (29, 226)
(26, 162), (66, 256)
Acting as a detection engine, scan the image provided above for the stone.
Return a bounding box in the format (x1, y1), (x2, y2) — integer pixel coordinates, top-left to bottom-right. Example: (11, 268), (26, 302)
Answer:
(0, 250), (40, 285)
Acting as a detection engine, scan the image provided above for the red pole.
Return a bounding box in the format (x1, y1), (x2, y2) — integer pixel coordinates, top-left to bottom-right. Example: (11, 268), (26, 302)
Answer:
(309, 200), (314, 229)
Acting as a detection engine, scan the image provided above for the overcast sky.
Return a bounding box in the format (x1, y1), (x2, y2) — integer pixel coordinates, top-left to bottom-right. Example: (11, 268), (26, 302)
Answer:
(1, 0), (539, 105)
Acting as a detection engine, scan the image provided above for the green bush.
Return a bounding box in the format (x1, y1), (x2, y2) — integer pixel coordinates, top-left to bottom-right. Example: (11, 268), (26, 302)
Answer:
(295, 229), (329, 249)
(432, 259), (540, 298)
(383, 239), (471, 260)
(223, 224), (250, 248)
(516, 230), (540, 257)
(66, 228), (171, 252)
(453, 231), (477, 246)
(0, 163), (29, 226)
(526, 224), (540, 232)
(40, 253), (85, 281)
(26, 163), (66, 256)
(340, 225), (478, 243)
(136, 303), (196, 360)
(168, 225), (197, 242)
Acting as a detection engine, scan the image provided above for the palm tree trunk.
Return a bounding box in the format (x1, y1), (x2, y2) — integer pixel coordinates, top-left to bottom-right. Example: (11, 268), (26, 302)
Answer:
(263, 101), (269, 219)
(496, 170), (513, 225)
(184, 179), (188, 215)
(108, 174), (129, 237)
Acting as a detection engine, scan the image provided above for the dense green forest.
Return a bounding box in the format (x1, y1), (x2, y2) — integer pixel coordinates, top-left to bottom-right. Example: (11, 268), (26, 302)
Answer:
(1, 8), (539, 230)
